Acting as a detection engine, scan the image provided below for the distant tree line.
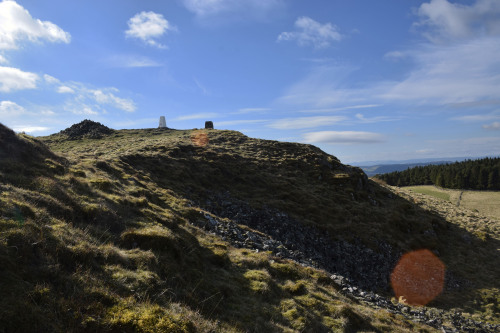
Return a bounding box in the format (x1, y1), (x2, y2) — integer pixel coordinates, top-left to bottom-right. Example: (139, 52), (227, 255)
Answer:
(375, 157), (500, 190)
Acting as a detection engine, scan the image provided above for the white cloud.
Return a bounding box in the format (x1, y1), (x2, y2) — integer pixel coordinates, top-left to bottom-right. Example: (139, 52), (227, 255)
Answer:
(0, 66), (38, 92)
(57, 86), (74, 94)
(125, 11), (176, 48)
(278, 17), (343, 49)
(12, 126), (49, 133)
(234, 107), (271, 114)
(0, 54), (7, 64)
(43, 74), (60, 84)
(107, 55), (162, 68)
(303, 131), (385, 144)
(381, 37), (500, 104)
(268, 115), (346, 130)
(216, 119), (267, 126)
(355, 113), (398, 123)
(91, 89), (136, 112)
(452, 111), (500, 122)
(384, 51), (407, 61)
(66, 104), (99, 116)
(193, 78), (210, 96)
(175, 112), (218, 121)
(416, 149), (435, 154)
(182, 0), (283, 17)
(0, 0), (70, 50)
(0, 100), (25, 116)
(298, 104), (381, 114)
(482, 122), (500, 130)
(415, 0), (500, 43)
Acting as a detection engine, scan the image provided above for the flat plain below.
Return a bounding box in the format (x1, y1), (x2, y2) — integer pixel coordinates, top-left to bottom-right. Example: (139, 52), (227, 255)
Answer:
(403, 185), (500, 221)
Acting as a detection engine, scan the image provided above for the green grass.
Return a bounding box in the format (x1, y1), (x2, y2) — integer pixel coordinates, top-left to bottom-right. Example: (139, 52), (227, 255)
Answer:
(405, 186), (451, 201)
(1, 123), (498, 331)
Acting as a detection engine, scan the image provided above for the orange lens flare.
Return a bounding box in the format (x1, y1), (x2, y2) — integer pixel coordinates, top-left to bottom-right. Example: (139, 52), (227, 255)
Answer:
(390, 249), (445, 306)
(191, 130), (209, 147)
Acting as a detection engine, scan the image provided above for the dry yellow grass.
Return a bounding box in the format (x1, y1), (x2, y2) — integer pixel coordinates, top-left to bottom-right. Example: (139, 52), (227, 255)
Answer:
(405, 185), (500, 220)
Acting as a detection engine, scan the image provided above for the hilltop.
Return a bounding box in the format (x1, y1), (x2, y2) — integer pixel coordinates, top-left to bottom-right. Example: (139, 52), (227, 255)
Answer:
(0, 121), (498, 332)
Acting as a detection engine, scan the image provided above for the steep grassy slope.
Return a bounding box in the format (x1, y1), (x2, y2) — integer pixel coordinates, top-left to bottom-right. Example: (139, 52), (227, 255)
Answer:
(0, 122), (498, 332)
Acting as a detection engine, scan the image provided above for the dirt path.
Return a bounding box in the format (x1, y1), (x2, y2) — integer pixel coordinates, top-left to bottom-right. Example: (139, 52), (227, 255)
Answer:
(456, 191), (463, 207)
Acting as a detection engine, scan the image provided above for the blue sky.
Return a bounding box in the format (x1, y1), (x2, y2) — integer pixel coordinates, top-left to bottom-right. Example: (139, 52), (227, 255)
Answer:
(1, 0), (499, 164)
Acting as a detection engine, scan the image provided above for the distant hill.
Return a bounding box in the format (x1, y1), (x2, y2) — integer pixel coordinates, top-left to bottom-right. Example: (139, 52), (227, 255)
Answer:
(359, 161), (452, 177)
(0, 121), (498, 332)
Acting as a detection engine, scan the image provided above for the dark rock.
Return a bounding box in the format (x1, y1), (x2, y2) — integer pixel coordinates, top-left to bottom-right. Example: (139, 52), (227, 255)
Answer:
(205, 121), (214, 129)
(59, 119), (113, 139)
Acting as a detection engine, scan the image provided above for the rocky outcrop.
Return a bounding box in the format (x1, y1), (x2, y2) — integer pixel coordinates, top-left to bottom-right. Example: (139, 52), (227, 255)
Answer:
(59, 119), (113, 139)
(188, 190), (498, 333)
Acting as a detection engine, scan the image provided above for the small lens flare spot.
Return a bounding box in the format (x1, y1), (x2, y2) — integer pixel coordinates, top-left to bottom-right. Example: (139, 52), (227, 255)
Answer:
(191, 130), (209, 147)
(391, 249), (445, 306)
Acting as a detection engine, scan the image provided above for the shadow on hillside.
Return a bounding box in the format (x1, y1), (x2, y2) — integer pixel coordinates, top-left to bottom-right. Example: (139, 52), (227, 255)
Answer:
(117, 149), (500, 317)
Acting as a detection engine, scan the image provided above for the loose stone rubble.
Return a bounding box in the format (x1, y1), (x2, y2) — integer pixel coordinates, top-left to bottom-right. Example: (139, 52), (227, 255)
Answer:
(59, 119), (113, 139)
(189, 191), (498, 333)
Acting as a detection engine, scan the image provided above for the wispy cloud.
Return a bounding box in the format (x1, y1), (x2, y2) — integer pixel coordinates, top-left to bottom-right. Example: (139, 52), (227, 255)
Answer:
(303, 131), (385, 144)
(452, 111), (500, 122)
(416, 148), (435, 154)
(91, 89), (136, 112)
(381, 37), (500, 104)
(482, 122), (500, 130)
(276, 65), (362, 108)
(234, 107), (271, 114)
(57, 86), (75, 94)
(355, 113), (398, 123)
(298, 104), (381, 114)
(0, 0), (70, 50)
(193, 78), (210, 96)
(216, 119), (267, 127)
(0, 55), (7, 64)
(106, 55), (162, 68)
(44, 77), (137, 114)
(268, 115), (346, 130)
(0, 66), (39, 92)
(12, 126), (50, 133)
(0, 100), (26, 116)
(175, 112), (218, 121)
(125, 11), (176, 48)
(182, 0), (283, 18)
(278, 17), (343, 49)
(426, 136), (500, 156)
(415, 0), (500, 43)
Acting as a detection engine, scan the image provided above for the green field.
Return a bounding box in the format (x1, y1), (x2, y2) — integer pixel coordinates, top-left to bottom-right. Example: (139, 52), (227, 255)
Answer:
(405, 185), (500, 220)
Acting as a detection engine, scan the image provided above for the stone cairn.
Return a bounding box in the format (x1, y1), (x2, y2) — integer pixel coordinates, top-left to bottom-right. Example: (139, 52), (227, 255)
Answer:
(205, 121), (214, 129)
(159, 116), (166, 128)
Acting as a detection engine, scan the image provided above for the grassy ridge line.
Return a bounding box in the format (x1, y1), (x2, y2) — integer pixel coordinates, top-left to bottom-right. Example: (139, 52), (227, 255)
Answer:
(1, 124), (440, 332)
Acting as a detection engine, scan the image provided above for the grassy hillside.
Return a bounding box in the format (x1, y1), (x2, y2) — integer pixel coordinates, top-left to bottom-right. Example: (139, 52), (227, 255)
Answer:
(1, 122), (498, 332)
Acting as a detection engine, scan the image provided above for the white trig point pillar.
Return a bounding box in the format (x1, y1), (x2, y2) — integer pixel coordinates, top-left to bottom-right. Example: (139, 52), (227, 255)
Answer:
(159, 116), (166, 128)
